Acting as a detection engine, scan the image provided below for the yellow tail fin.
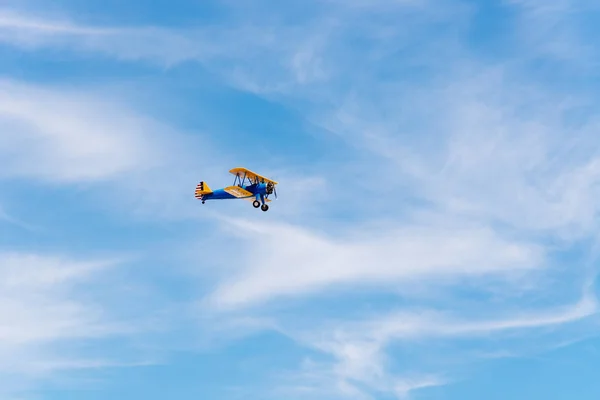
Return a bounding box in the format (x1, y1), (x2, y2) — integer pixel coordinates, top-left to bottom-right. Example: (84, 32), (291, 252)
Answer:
(195, 181), (212, 199)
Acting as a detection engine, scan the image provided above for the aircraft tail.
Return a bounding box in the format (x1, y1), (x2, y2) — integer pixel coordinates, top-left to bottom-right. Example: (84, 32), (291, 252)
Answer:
(195, 181), (212, 199)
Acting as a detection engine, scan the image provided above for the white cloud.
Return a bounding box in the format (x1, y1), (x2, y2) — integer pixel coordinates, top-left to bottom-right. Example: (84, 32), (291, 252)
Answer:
(203, 216), (543, 309)
(2, 2), (600, 399)
(0, 204), (39, 231)
(217, 60), (600, 395)
(394, 377), (445, 399)
(0, 2), (468, 89)
(0, 79), (166, 184)
(0, 9), (106, 35)
(280, 288), (596, 399)
(0, 77), (212, 223)
(0, 251), (144, 388)
(162, 2), (600, 398)
(507, 0), (600, 65)
(134, 2), (600, 397)
(0, 9), (212, 66)
(314, 64), (600, 240)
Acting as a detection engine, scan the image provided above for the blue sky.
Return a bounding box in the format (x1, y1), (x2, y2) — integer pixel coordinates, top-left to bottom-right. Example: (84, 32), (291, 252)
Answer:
(1, 0), (600, 399)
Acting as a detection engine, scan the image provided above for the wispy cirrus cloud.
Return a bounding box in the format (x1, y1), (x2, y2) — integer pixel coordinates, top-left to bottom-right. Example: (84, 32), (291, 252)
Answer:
(317, 66), (600, 238)
(204, 216), (544, 309)
(173, 1), (600, 398)
(2, 1), (600, 399)
(508, 0), (600, 66)
(0, 77), (218, 224)
(0, 251), (155, 397)
(0, 9), (211, 66)
(282, 286), (596, 399)
(0, 75), (205, 396)
(0, 1), (468, 83)
(0, 79), (163, 184)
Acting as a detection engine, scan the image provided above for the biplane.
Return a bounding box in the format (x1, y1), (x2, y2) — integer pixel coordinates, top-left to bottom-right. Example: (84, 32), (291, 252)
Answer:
(194, 167), (278, 212)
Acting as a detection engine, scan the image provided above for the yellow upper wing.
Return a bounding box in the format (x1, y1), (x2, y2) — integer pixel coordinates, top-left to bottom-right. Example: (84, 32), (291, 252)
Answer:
(229, 167), (278, 185)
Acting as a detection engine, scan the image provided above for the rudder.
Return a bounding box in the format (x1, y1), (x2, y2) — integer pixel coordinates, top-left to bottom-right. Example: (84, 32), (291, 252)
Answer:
(195, 181), (212, 199)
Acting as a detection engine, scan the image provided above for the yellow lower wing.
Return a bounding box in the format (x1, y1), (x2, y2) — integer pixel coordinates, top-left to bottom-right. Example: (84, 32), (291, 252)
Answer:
(243, 197), (271, 203)
(224, 186), (253, 198)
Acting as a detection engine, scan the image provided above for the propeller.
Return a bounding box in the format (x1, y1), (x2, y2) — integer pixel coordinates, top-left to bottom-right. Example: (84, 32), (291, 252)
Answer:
(266, 181), (277, 199)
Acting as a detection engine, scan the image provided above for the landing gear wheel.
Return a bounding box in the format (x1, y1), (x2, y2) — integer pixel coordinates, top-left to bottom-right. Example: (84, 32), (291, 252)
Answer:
(261, 204), (269, 212)
(252, 200), (260, 208)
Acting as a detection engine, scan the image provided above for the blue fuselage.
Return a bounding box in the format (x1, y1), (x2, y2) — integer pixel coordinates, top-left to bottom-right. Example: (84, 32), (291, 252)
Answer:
(202, 183), (268, 201)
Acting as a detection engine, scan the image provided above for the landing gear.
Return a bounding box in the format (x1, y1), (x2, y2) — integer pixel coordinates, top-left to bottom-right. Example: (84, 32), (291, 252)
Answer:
(253, 193), (269, 212)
